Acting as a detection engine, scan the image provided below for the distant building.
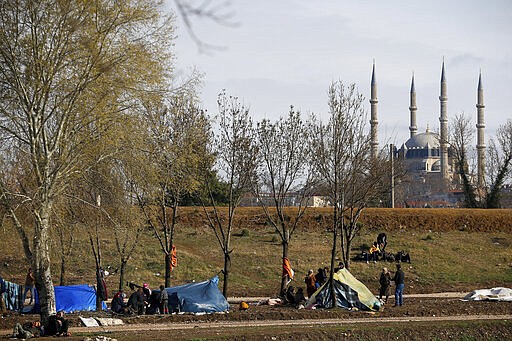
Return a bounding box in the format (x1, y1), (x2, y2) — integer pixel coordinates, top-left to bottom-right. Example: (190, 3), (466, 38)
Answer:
(239, 193), (330, 208)
(369, 61), (486, 207)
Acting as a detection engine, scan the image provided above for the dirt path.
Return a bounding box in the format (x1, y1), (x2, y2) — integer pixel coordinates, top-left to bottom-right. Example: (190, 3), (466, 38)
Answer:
(2, 293), (510, 339)
(227, 292), (469, 303)
(68, 314), (512, 333)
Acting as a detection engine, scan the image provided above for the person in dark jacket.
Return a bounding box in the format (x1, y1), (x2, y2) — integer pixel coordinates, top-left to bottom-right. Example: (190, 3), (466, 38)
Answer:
(379, 267), (391, 304)
(314, 268), (326, 288)
(46, 311), (69, 336)
(377, 232), (387, 252)
(128, 288), (145, 315)
(393, 263), (405, 306)
(294, 287), (307, 306)
(111, 290), (127, 314)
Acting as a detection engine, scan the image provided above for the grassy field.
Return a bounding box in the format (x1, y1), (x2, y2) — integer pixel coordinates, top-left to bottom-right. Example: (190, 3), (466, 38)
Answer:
(1, 207), (511, 297)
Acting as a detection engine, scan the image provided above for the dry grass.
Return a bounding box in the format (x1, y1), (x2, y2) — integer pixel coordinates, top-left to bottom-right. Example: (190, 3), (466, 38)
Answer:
(1, 207), (511, 297)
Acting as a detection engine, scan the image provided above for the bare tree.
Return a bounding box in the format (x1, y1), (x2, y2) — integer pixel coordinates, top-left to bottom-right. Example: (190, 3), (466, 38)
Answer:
(172, 0), (238, 53)
(485, 120), (512, 208)
(311, 81), (387, 307)
(135, 90), (212, 287)
(450, 113), (478, 207)
(202, 90), (258, 297)
(0, 0), (174, 323)
(451, 116), (512, 208)
(51, 206), (77, 286)
(254, 107), (315, 296)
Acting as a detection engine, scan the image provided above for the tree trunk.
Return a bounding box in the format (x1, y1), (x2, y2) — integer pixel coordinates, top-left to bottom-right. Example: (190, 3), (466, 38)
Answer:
(59, 257), (66, 286)
(33, 206), (56, 326)
(280, 240), (290, 296)
(165, 253), (171, 288)
(344, 237), (352, 270)
(222, 252), (230, 298)
(329, 206), (338, 308)
(96, 268), (103, 310)
(164, 202), (177, 288)
(119, 259), (127, 292)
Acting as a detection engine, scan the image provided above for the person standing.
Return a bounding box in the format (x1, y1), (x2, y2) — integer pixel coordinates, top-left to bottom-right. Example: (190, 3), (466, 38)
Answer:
(314, 268), (326, 288)
(393, 263), (405, 306)
(304, 270), (316, 298)
(377, 232), (387, 252)
(379, 267), (391, 304)
(23, 268), (35, 305)
(158, 285), (169, 314)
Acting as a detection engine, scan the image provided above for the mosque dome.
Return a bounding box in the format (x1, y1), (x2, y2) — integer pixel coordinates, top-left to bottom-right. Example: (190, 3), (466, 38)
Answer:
(404, 128), (440, 149)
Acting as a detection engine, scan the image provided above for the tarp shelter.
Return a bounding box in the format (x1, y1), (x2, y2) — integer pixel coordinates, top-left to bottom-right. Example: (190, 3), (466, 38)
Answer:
(157, 276), (229, 313)
(306, 268), (381, 311)
(463, 287), (512, 301)
(31, 284), (107, 313)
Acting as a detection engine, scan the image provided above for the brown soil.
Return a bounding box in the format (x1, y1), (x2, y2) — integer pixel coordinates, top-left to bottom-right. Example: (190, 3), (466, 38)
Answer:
(1, 296), (511, 340)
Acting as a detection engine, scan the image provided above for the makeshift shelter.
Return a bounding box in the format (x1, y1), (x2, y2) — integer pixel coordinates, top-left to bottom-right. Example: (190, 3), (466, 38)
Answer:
(30, 284), (106, 313)
(153, 276), (229, 314)
(306, 268), (381, 311)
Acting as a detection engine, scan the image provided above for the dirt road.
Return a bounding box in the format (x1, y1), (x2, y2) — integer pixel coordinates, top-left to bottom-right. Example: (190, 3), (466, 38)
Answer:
(2, 293), (511, 340)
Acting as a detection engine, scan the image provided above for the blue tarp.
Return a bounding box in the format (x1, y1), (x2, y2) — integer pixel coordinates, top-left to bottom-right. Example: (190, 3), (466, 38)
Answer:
(162, 276), (229, 313)
(31, 284), (107, 313)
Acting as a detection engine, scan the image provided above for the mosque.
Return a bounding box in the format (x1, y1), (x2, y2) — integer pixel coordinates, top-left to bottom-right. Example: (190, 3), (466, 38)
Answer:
(369, 62), (486, 207)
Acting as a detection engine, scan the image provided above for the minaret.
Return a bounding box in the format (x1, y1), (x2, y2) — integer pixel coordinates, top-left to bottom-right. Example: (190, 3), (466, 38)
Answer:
(409, 73), (418, 138)
(476, 71), (486, 188)
(370, 61), (378, 160)
(439, 61), (449, 180)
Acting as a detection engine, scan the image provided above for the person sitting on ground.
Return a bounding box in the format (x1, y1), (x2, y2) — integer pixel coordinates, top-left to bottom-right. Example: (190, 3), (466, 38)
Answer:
(285, 286), (296, 304)
(365, 242), (380, 263)
(46, 310), (70, 337)
(111, 289), (127, 314)
(294, 287), (307, 307)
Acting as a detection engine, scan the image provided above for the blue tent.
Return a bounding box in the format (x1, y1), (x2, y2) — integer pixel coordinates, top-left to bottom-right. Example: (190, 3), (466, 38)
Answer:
(159, 276), (229, 313)
(31, 284), (106, 313)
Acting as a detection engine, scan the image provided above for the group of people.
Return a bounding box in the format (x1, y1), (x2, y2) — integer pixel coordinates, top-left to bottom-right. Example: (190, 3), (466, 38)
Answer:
(296, 254), (406, 308)
(365, 233), (388, 263)
(111, 283), (169, 315)
(304, 265), (333, 298)
(378, 263), (405, 306)
(11, 311), (70, 339)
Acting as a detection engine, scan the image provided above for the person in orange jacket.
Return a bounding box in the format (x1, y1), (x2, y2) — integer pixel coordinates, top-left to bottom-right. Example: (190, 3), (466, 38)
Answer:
(304, 269), (316, 298)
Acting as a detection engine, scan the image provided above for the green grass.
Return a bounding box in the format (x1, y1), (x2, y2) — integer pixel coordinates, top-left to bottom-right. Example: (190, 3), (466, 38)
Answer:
(1, 208), (511, 297)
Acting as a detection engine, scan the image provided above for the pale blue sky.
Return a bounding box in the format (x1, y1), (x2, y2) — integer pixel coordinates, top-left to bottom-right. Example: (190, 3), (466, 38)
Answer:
(170, 1), (511, 146)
